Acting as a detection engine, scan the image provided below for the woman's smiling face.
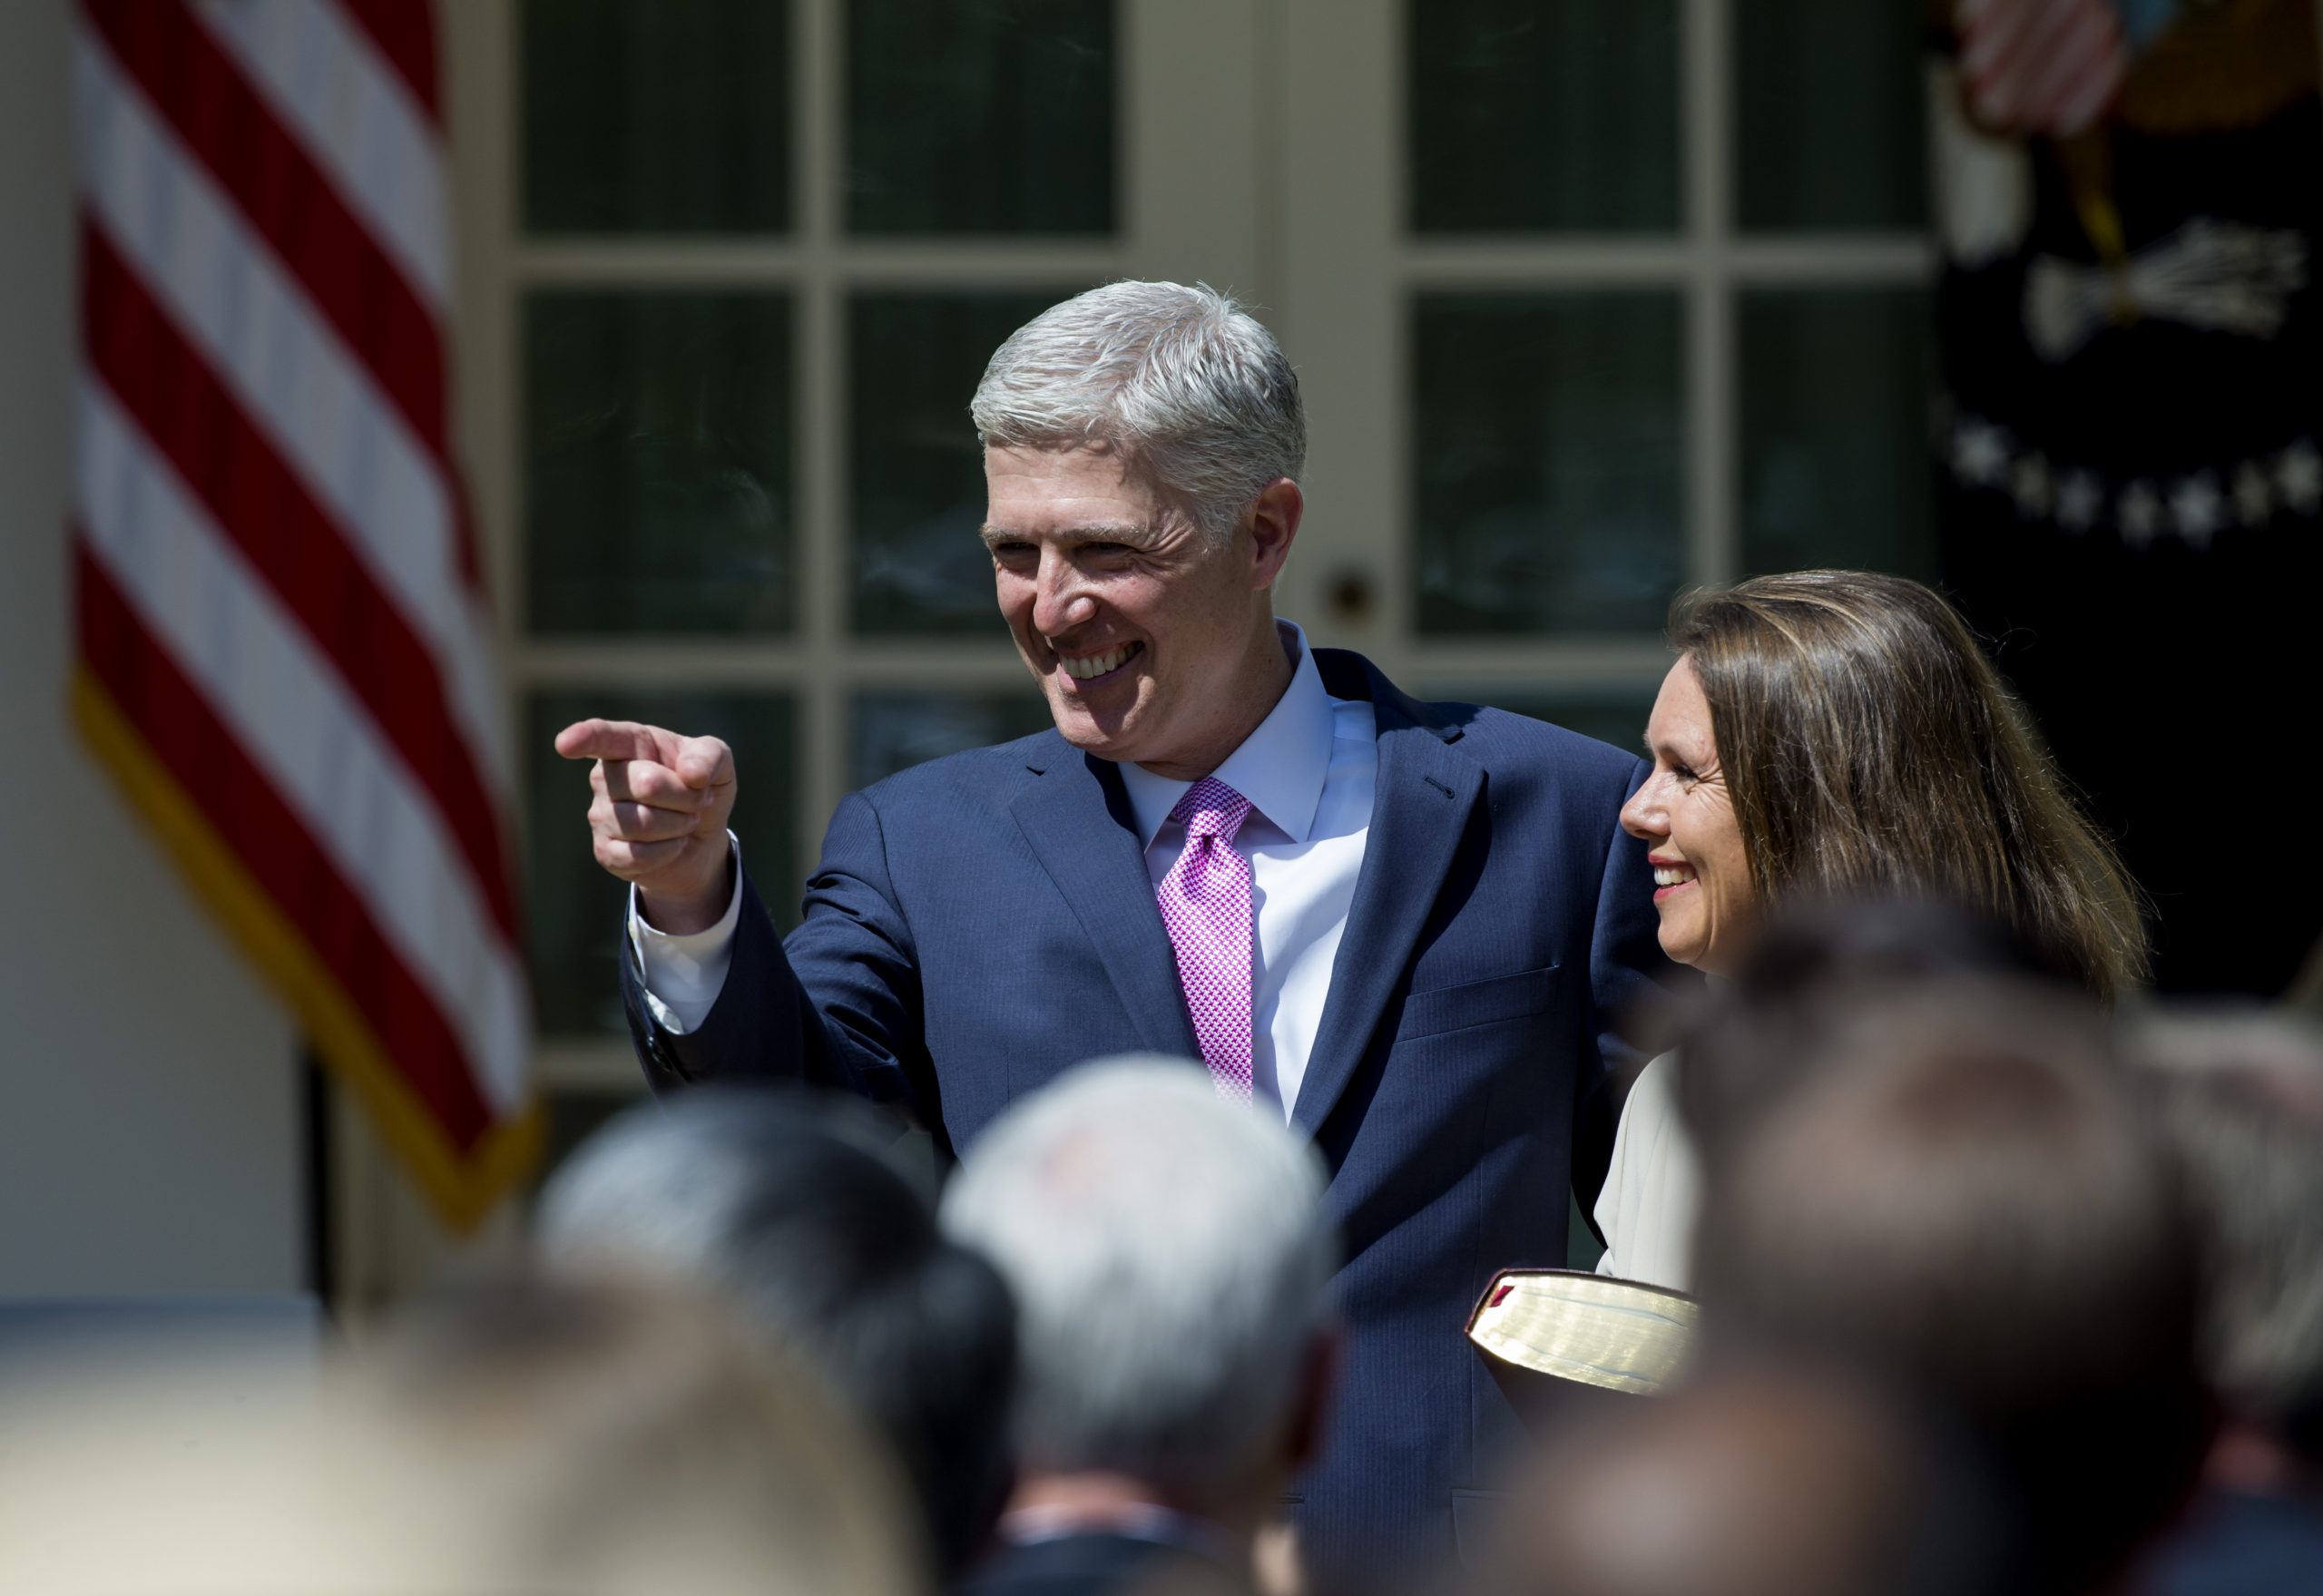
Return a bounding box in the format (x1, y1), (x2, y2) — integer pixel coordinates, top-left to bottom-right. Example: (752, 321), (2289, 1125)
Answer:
(1619, 655), (1757, 974)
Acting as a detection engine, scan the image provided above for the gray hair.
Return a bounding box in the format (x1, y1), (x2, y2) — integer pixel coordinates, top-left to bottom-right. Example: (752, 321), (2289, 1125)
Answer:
(969, 281), (1306, 544)
(2130, 1010), (2323, 1444)
(939, 1056), (1336, 1492)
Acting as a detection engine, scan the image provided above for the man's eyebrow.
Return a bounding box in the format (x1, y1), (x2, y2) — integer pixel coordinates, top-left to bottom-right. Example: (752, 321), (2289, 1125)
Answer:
(978, 521), (1156, 547)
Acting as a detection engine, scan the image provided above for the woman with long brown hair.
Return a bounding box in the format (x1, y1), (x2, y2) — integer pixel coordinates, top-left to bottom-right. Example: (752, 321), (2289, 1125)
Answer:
(1596, 569), (2145, 1288)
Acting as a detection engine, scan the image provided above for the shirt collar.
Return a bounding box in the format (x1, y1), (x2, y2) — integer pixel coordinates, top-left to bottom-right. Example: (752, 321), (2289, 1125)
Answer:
(1116, 620), (1335, 847)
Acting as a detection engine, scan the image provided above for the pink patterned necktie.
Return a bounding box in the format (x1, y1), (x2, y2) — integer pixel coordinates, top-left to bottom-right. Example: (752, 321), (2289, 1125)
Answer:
(1155, 777), (1256, 1101)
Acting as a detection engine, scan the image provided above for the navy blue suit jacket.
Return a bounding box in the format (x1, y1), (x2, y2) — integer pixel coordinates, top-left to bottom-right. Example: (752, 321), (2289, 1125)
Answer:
(622, 649), (1675, 1580)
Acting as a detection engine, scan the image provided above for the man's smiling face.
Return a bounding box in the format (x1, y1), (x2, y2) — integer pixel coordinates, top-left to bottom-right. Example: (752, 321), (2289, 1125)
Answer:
(982, 442), (1289, 778)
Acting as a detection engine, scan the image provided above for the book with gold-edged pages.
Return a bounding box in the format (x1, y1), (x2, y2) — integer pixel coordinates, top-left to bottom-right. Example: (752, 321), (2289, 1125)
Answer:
(1465, 1268), (1699, 1397)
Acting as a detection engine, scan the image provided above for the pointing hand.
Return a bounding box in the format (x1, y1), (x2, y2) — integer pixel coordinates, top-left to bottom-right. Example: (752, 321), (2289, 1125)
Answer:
(554, 719), (738, 935)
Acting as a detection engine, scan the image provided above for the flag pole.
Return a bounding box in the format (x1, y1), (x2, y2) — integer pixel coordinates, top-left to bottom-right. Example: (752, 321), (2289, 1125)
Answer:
(299, 1043), (337, 1310)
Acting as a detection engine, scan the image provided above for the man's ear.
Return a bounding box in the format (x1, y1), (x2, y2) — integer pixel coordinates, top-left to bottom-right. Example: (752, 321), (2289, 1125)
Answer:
(1284, 1322), (1341, 1472)
(1248, 477), (1303, 590)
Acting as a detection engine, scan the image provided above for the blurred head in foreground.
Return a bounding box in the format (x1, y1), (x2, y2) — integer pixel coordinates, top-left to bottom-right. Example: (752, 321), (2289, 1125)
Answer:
(1675, 895), (2080, 1169)
(1476, 1362), (1994, 1596)
(2132, 1011), (2323, 1482)
(941, 1057), (1338, 1549)
(534, 1086), (1017, 1580)
(1692, 983), (2211, 1594)
(1619, 569), (2143, 994)
(0, 1281), (919, 1596)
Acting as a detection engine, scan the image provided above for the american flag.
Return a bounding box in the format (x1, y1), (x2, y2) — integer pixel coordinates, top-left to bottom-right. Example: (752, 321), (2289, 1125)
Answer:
(71, 0), (534, 1227)
(1956, 0), (2130, 137)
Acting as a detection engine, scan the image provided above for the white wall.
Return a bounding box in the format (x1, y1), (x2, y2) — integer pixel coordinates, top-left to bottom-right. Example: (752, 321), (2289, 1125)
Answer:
(0, 0), (303, 1297)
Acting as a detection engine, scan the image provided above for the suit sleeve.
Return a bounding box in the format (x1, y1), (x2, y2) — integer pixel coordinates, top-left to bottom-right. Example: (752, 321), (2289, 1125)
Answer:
(1575, 754), (1689, 1211)
(620, 791), (934, 1120)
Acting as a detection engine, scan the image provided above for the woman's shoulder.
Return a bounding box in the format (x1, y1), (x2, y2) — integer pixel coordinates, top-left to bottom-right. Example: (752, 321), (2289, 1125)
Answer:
(1622, 1051), (1683, 1133)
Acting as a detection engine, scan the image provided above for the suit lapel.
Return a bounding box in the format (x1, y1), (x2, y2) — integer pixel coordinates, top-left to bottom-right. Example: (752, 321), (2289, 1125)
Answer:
(1011, 748), (1201, 1060)
(1295, 661), (1483, 1137)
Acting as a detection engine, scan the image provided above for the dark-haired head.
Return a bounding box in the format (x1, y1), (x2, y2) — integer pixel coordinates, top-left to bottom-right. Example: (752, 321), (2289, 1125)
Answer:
(535, 1086), (1017, 1582)
(1693, 983), (2212, 1595)
(1676, 894), (2081, 1164)
(1476, 1356), (2000, 1596)
(1661, 570), (2146, 1000)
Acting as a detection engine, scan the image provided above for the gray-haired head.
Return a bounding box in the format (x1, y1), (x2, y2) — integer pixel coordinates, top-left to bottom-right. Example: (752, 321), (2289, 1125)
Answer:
(969, 281), (1305, 545)
(2130, 1009), (2323, 1463)
(939, 1055), (1336, 1495)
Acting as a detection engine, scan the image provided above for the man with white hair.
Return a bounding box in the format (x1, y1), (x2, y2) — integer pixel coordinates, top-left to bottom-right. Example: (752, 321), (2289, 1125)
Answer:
(557, 280), (1673, 1581)
(941, 1057), (1337, 1596)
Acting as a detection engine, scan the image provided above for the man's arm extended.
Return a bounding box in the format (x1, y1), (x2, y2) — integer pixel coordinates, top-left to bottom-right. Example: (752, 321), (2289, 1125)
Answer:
(564, 719), (932, 1117)
(620, 792), (930, 1115)
(626, 837), (745, 1034)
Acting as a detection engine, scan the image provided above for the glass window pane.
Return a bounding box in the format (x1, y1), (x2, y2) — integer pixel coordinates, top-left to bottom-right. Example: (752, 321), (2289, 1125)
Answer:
(538, 1087), (647, 1188)
(1740, 288), (1936, 579)
(1445, 685), (1661, 754)
(849, 289), (1083, 635)
(523, 0), (789, 235)
(524, 690), (797, 1039)
(851, 691), (1054, 788)
(1415, 293), (1685, 635)
(848, 0), (1114, 235)
(1409, 0), (1681, 233)
(1733, 0), (1926, 230)
(526, 291), (793, 636)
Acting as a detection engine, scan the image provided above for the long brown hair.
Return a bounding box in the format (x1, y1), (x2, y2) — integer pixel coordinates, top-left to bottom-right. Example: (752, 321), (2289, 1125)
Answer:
(1671, 570), (2146, 1000)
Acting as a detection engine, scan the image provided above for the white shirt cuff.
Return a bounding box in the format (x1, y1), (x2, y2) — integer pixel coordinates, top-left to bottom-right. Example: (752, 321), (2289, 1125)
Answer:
(626, 833), (743, 1035)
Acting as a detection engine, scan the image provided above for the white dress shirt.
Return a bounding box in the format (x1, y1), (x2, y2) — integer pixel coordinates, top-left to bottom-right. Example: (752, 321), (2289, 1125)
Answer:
(1592, 1051), (1703, 1291)
(631, 621), (1377, 1121)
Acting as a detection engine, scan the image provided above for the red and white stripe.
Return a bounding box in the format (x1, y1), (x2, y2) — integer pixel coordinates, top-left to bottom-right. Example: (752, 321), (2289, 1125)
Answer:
(71, 1), (527, 1193)
(1955, 0), (2128, 138)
